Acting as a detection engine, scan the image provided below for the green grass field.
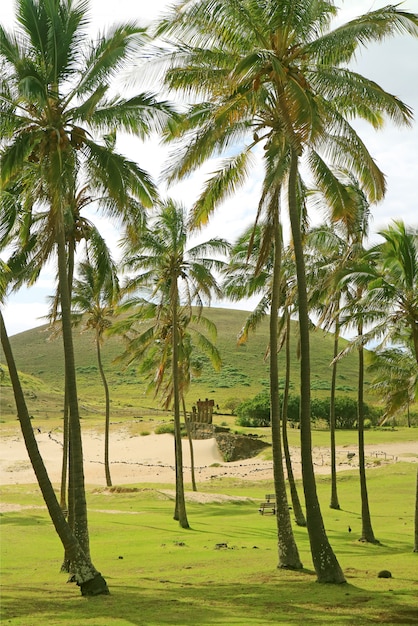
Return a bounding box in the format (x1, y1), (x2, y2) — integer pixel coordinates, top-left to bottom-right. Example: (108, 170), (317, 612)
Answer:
(1, 428), (417, 626)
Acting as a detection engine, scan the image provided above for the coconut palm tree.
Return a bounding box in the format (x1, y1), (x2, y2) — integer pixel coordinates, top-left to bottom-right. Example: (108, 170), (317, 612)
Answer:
(339, 271), (379, 544)
(340, 220), (417, 542)
(224, 224), (306, 529)
(362, 221), (418, 364)
(306, 224), (345, 510)
(368, 344), (417, 427)
(155, 0), (417, 582)
(0, 263), (108, 594)
(71, 246), (121, 487)
(1, 0), (174, 561)
(305, 167), (372, 513)
(115, 198), (229, 528)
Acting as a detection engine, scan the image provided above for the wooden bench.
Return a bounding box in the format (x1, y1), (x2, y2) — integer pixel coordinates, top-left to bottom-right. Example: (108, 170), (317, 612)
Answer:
(259, 494), (276, 515)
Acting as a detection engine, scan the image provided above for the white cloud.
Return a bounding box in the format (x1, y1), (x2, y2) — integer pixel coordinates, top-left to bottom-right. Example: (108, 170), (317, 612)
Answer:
(2, 301), (50, 337)
(2, 0), (417, 335)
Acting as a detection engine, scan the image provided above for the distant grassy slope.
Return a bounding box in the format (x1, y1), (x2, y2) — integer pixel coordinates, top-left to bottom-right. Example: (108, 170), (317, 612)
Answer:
(1, 306), (372, 420)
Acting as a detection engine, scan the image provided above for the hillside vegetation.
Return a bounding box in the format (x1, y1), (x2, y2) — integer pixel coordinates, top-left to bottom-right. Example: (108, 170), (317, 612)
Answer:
(1, 307), (372, 422)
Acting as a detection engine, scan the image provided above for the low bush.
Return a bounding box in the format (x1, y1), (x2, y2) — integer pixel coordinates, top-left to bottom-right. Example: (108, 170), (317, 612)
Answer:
(236, 390), (382, 429)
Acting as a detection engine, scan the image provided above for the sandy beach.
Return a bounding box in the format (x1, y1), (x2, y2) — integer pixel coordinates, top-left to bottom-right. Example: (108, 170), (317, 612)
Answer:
(1, 426), (417, 496)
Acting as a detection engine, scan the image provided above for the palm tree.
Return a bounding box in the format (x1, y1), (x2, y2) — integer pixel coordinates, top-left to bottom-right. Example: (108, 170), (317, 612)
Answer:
(362, 221), (418, 364)
(0, 264), (108, 594)
(224, 224), (306, 529)
(306, 224), (345, 510)
(1, 0), (174, 561)
(306, 168), (373, 513)
(155, 0), (417, 582)
(341, 220), (417, 542)
(72, 247), (121, 487)
(339, 271), (379, 544)
(368, 345), (417, 427)
(116, 198), (229, 528)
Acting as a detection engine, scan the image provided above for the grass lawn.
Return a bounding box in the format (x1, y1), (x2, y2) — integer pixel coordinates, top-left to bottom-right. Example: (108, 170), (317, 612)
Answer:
(1, 451), (417, 625)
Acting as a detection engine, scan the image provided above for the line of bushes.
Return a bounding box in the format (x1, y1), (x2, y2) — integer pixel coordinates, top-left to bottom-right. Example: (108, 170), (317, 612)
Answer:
(236, 390), (382, 429)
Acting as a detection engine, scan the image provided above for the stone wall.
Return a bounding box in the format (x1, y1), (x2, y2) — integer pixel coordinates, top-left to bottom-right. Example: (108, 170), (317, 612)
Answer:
(214, 433), (270, 462)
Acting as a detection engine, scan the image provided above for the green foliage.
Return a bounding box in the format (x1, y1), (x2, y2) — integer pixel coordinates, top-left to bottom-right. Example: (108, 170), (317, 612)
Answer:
(154, 423), (175, 435)
(236, 391), (382, 429)
(223, 397), (242, 415)
(198, 364), (251, 388)
(1, 307), (394, 420)
(236, 391), (271, 427)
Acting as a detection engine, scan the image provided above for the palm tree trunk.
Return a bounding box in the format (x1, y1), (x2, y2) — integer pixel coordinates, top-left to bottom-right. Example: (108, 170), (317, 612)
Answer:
(60, 390), (71, 573)
(287, 148), (345, 583)
(357, 320), (378, 543)
(330, 314), (341, 510)
(270, 210), (302, 569)
(60, 391), (69, 511)
(96, 330), (112, 487)
(282, 312), (306, 527)
(61, 245), (75, 571)
(182, 398), (197, 491)
(0, 312), (108, 596)
(56, 226), (90, 558)
(172, 284), (190, 528)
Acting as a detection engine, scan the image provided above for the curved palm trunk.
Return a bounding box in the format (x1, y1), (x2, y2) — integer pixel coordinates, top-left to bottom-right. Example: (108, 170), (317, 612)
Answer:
(57, 227), (90, 558)
(270, 213), (302, 569)
(330, 314), (341, 510)
(282, 312), (306, 527)
(357, 319), (378, 543)
(0, 312), (108, 595)
(182, 397), (197, 491)
(172, 285), (190, 528)
(287, 149), (345, 583)
(96, 330), (112, 487)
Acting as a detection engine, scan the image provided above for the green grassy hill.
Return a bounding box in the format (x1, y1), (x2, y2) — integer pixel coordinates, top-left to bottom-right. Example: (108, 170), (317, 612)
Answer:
(1, 306), (371, 421)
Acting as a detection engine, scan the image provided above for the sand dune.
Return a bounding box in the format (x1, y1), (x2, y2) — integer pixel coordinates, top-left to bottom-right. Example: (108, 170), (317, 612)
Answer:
(0, 426), (417, 491)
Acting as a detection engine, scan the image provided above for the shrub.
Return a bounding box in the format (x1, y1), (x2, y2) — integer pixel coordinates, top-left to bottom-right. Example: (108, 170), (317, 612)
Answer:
(223, 397), (241, 415)
(236, 389), (381, 430)
(236, 391), (270, 427)
(155, 423), (175, 435)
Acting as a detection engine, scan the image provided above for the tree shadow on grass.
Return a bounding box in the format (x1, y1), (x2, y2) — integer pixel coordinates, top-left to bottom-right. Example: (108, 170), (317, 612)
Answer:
(2, 576), (418, 625)
(0, 513), (49, 526)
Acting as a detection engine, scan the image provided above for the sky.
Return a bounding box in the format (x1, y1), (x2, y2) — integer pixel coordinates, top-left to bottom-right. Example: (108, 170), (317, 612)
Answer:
(1, 0), (418, 336)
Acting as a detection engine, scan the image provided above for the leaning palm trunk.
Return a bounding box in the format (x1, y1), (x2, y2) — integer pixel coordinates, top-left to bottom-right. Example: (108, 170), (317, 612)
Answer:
(282, 312), (306, 527)
(0, 312), (108, 596)
(172, 290), (190, 528)
(57, 227), (90, 558)
(287, 149), (345, 583)
(270, 212), (302, 569)
(330, 315), (341, 510)
(357, 319), (378, 543)
(96, 329), (112, 487)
